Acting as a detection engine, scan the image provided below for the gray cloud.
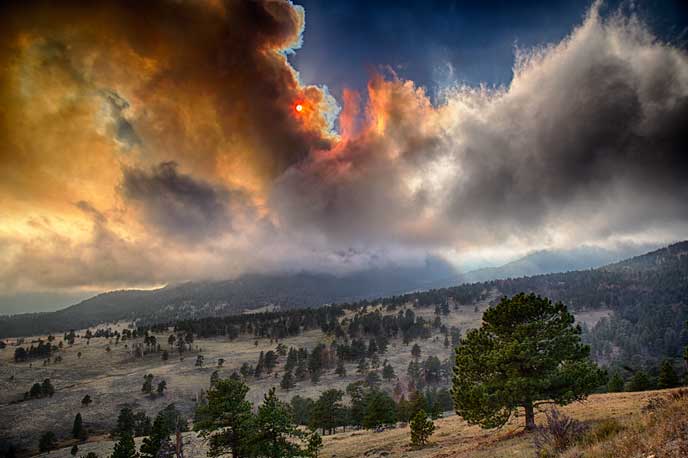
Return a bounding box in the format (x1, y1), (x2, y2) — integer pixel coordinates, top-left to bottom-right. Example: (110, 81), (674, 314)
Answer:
(2, 3), (688, 302)
(121, 161), (252, 243)
(273, 7), (688, 252)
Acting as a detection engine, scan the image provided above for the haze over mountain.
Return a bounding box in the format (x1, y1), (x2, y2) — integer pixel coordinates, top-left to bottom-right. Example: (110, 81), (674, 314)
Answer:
(0, 241), (681, 339)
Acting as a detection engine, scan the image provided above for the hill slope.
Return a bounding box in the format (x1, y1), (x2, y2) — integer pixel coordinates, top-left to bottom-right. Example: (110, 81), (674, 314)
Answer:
(0, 258), (457, 338)
(0, 242), (684, 339)
(22, 389), (688, 458)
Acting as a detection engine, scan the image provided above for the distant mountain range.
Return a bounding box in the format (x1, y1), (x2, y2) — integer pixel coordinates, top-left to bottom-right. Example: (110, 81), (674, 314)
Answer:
(0, 241), (672, 338)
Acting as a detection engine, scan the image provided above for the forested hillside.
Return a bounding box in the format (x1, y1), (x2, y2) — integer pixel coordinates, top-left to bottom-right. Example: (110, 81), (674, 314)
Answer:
(0, 259), (456, 338)
(2, 241), (686, 368)
(156, 241), (688, 369)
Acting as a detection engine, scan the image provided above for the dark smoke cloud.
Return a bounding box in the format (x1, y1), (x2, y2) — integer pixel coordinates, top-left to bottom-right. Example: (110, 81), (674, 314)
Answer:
(1, 1), (687, 299)
(0, 0), (336, 199)
(121, 162), (251, 243)
(274, 7), (688, 250)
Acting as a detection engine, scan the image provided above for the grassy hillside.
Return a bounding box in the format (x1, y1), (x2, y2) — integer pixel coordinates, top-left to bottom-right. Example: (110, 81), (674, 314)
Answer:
(24, 389), (688, 458)
(3, 241), (684, 341)
(0, 259), (458, 338)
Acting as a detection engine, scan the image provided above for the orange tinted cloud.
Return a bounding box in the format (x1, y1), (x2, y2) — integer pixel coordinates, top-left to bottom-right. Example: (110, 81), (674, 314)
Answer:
(1, 1), (688, 298)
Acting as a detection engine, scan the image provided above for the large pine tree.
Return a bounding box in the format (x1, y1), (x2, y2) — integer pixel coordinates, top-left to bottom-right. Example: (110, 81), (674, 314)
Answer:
(452, 293), (605, 430)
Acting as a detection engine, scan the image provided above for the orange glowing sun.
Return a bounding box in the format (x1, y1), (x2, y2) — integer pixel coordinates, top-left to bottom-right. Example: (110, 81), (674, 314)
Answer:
(295, 104), (303, 112)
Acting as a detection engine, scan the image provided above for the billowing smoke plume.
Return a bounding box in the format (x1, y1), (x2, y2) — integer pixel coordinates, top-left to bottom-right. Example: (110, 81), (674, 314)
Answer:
(274, 6), (688, 251)
(0, 1), (687, 297)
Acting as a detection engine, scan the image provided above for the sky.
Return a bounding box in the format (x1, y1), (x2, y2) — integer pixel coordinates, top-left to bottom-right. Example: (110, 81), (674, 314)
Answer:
(0, 0), (687, 313)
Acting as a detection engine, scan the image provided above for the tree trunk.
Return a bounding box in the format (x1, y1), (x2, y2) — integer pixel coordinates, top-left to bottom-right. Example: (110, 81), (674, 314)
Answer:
(524, 401), (536, 431)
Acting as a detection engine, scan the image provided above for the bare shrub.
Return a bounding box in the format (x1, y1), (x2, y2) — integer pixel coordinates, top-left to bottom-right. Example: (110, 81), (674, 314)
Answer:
(534, 408), (588, 457)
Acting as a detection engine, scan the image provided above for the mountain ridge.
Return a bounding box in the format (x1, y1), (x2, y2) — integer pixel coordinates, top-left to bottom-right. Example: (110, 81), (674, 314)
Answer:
(0, 241), (682, 339)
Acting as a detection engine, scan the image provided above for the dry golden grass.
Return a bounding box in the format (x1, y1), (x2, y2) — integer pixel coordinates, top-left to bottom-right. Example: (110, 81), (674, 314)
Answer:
(318, 390), (679, 458)
(560, 389), (688, 458)
(28, 388), (685, 458)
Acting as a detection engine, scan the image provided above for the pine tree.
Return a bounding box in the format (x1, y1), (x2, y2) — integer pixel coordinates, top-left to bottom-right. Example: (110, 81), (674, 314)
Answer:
(362, 390), (397, 429)
(627, 370), (652, 392)
(38, 431), (57, 453)
(310, 389), (346, 435)
(194, 378), (255, 458)
(452, 293), (605, 430)
(140, 413), (171, 458)
(409, 409), (435, 447)
(70, 444), (79, 456)
(264, 351), (278, 372)
(142, 374), (153, 395)
(305, 429), (322, 458)
(111, 432), (138, 458)
(82, 394), (92, 407)
(382, 363), (395, 382)
(607, 371), (624, 392)
(254, 388), (305, 458)
(281, 370), (295, 390)
(29, 382), (42, 398)
(408, 391), (427, 418)
(411, 344), (421, 360)
(114, 407), (136, 437)
(295, 360), (307, 381)
(156, 380), (167, 396)
(365, 371), (381, 388)
(255, 352), (265, 378)
(367, 338), (378, 357)
(396, 396), (412, 422)
(308, 346), (323, 383)
(41, 378), (55, 397)
(657, 360), (680, 389)
(72, 413), (83, 439)
(285, 348), (298, 372)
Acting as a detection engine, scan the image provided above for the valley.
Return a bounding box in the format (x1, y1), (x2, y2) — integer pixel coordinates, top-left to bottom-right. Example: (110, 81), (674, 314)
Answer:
(0, 242), (686, 457)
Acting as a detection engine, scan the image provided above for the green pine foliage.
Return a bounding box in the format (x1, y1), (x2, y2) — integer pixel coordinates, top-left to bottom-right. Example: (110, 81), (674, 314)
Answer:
(140, 413), (170, 458)
(194, 378), (254, 458)
(452, 293), (606, 430)
(72, 413), (84, 439)
(626, 370), (652, 392)
(309, 389), (346, 435)
(409, 409), (435, 447)
(254, 388), (306, 458)
(305, 429), (323, 458)
(607, 371), (625, 392)
(111, 432), (138, 458)
(38, 431), (57, 453)
(362, 390), (397, 429)
(280, 370), (295, 390)
(657, 360), (681, 389)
